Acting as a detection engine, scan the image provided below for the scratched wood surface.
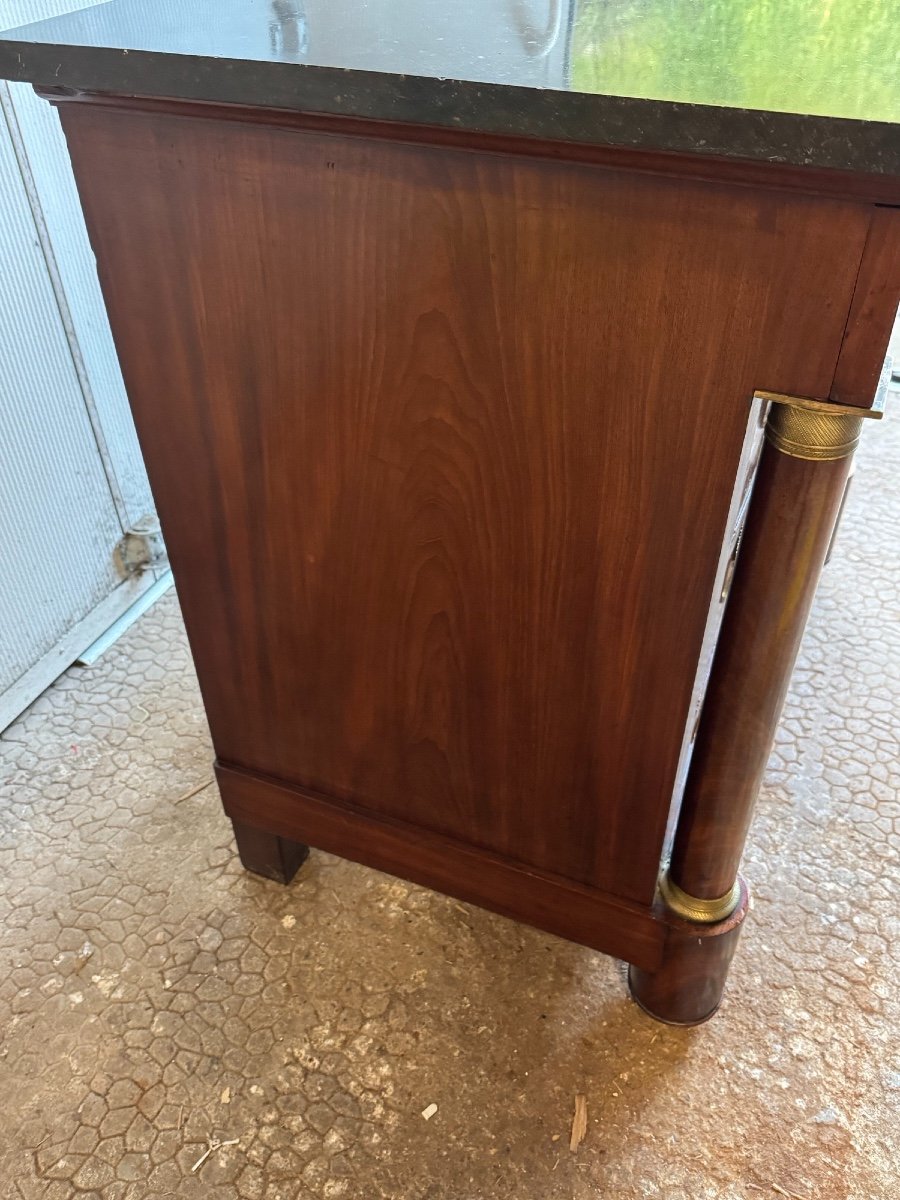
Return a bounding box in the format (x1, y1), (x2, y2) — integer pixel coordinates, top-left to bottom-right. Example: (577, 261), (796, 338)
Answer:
(61, 104), (871, 905)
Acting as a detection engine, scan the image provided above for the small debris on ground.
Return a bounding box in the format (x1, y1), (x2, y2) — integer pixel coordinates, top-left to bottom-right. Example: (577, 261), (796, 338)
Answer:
(421, 1103), (438, 1121)
(569, 1094), (588, 1152)
(191, 1136), (240, 1173)
(175, 778), (214, 804)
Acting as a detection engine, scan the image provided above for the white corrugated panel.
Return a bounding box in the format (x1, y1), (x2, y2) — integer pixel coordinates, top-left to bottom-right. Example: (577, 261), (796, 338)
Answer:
(0, 1), (161, 725)
(0, 93), (123, 689)
(0, 0), (154, 526)
(5, 82), (155, 525)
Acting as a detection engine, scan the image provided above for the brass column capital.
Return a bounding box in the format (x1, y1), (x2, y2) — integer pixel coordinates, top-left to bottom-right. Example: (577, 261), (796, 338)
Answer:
(755, 391), (883, 462)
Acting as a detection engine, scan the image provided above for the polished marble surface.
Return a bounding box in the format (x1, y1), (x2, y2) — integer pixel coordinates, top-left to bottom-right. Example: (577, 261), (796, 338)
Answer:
(0, 1), (898, 174)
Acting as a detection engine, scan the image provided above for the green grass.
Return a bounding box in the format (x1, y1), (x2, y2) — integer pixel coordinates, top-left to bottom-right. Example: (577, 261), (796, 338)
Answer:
(570, 0), (899, 120)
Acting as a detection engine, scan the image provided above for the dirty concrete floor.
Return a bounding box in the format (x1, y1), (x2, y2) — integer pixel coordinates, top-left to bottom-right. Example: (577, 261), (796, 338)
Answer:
(1, 407), (899, 1200)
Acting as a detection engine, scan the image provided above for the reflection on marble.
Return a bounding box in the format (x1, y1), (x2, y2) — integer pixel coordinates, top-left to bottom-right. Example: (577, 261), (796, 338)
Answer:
(1, 0), (898, 122)
(571, 0), (898, 122)
(0, 1), (572, 86)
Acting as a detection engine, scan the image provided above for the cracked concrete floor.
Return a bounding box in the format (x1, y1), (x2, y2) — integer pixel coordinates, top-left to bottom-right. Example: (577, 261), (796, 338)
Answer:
(1, 403), (899, 1200)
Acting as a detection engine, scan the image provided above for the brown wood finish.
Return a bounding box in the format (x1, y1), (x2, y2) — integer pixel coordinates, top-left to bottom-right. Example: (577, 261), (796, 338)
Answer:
(41, 88), (900, 207)
(668, 441), (855, 900)
(232, 819), (309, 884)
(216, 762), (665, 970)
(628, 878), (750, 1025)
(830, 207), (900, 407)
(49, 95), (896, 1019)
(58, 103), (872, 906)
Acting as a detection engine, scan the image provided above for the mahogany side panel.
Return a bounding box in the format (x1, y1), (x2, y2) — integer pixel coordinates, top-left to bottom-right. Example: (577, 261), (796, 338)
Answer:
(57, 103), (871, 907)
(830, 206), (900, 407)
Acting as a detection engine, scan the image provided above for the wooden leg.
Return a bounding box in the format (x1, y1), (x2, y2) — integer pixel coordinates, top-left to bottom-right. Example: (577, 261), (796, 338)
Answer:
(231, 818), (309, 884)
(631, 392), (879, 1023)
(629, 878), (749, 1025)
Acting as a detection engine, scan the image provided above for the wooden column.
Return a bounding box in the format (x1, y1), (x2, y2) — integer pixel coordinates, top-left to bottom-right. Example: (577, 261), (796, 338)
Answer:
(630, 391), (884, 1023)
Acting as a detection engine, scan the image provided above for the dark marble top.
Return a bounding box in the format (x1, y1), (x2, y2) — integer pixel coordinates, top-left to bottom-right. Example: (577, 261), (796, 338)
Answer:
(1, 1), (898, 176)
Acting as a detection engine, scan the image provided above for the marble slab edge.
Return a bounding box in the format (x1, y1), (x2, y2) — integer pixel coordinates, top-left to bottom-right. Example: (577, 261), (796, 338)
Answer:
(0, 41), (899, 180)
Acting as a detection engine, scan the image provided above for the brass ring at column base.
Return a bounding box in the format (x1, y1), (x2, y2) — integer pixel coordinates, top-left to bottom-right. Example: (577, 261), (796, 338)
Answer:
(658, 871), (741, 924)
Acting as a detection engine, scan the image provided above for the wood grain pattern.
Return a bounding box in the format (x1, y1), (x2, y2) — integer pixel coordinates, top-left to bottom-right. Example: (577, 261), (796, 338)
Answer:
(216, 762), (665, 970)
(59, 103), (871, 907)
(628, 878), (749, 1025)
(42, 89), (900, 207)
(831, 206), (900, 408)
